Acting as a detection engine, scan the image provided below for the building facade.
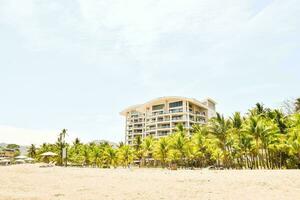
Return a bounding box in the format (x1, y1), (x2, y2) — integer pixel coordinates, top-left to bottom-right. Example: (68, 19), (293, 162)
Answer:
(120, 96), (217, 145)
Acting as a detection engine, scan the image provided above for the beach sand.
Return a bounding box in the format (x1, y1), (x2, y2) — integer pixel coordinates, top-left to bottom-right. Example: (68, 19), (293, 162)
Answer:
(0, 164), (300, 200)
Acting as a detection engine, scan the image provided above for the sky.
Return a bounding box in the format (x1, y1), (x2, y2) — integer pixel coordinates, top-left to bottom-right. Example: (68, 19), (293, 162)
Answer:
(0, 0), (299, 145)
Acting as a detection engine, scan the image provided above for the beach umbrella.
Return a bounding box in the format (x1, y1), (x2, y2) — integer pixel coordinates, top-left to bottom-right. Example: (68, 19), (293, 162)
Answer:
(25, 158), (35, 163)
(40, 152), (57, 156)
(15, 155), (28, 159)
(40, 152), (57, 164)
(15, 159), (26, 164)
(0, 159), (10, 163)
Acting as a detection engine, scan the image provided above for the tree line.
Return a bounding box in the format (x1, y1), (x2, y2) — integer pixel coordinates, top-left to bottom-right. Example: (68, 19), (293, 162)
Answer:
(28, 100), (300, 169)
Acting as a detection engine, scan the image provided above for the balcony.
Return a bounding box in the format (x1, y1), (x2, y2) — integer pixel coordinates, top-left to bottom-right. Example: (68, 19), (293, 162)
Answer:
(157, 118), (164, 122)
(147, 126), (156, 130)
(172, 116), (185, 121)
(158, 131), (170, 136)
(145, 129), (156, 133)
(132, 132), (143, 135)
(145, 109), (207, 119)
(157, 125), (171, 129)
(169, 108), (183, 113)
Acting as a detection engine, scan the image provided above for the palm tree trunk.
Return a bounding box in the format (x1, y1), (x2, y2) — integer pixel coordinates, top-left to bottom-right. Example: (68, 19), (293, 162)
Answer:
(279, 152), (282, 169)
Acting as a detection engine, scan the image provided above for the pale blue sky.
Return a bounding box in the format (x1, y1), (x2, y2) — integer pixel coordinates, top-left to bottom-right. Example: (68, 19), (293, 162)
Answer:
(0, 0), (299, 145)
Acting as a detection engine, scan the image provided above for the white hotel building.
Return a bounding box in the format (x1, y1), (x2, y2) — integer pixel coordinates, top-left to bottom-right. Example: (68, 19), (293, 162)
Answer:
(120, 96), (217, 145)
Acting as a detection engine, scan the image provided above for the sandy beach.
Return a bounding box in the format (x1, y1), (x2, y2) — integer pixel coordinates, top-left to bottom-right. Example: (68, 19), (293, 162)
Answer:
(0, 164), (300, 200)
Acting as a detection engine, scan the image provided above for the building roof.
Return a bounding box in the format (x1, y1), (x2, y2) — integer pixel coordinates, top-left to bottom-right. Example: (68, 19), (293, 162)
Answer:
(120, 96), (216, 116)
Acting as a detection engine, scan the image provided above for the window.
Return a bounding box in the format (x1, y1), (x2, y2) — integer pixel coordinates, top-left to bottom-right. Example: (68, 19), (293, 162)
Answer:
(152, 104), (164, 110)
(169, 101), (183, 108)
(169, 108), (183, 113)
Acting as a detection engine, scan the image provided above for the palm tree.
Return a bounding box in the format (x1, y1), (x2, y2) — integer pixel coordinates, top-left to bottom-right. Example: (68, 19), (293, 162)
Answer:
(209, 113), (231, 167)
(169, 133), (188, 167)
(104, 146), (118, 168)
(92, 146), (102, 167)
(209, 113), (231, 148)
(118, 142), (124, 148)
(82, 145), (91, 166)
(229, 112), (243, 168)
(27, 144), (37, 158)
(287, 113), (300, 167)
(68, 142), (84, 165)
(142, 136), (154, 166)
(118, 145), (134, 168)
(73, 138), (82, 154)
(243, 116), (272, 168)
(191, 125), (210, 167)
(153, 137), (169, 168)
(133, 136), (143, 167)
(272, 110), (287, 134)
(239, 132), (254, 168)
(175, 123), (187, 137)
(250, 103), (267, 117)
(73, 137), (81, 146)
(56, 129), (68, 166)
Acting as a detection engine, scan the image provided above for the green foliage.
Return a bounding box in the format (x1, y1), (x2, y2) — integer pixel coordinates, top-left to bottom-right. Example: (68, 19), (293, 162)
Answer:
(35, 104), (300, 169)
(6, 144), (20, 149)
(5, 144), (20, 157)
(27, 144), (37, 158)
(118, 145), (134, 167)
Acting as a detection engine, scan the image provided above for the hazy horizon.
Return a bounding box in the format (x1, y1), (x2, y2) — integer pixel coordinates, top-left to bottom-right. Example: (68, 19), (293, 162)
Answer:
(0, 0), (299, 145)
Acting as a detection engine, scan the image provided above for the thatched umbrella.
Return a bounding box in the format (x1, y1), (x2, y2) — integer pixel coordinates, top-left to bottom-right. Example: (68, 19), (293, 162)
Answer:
(25, 158), (35, 163)
(0, 159), (11, 165)
(40, 152), (57, 163)
(15, 159), (26, 164)
(41, 152), (57, 156)
(15, 155), (28, 159)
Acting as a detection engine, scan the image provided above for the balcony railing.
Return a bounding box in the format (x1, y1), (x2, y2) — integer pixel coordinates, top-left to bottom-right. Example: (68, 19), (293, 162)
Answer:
(146, 110), (206, 117)
(157, 126), (171, 129)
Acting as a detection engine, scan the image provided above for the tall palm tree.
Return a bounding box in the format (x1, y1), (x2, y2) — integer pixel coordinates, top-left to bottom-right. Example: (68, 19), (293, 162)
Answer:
(272, 110), (287, 134)
(209, 113), (231, 167)
(27, 144), (37, 158)
(209, 113), (231, 148)
(243, 116), (271, 168)
(191, 124), (211, 167)
(169, 133), (188, 167)
(175, 123), (187, 137)
(92, 146), (102, 167)
(118, 141), (124, 148)
(73, 138), (82, 154)
(104, 146), (118, 168)
(73, 137), (81, 146)
(82, 145), (91, 166)
(118, 145), (134, 168)
(133, 136), (143, 167)
(142, 136), (154, 166)
(239, 132), (254, 168)
(153, 137), (169, 168)
(56, 129), (68, 166)
(229, 112), (243, 167)
(287, 113), (300, 167)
